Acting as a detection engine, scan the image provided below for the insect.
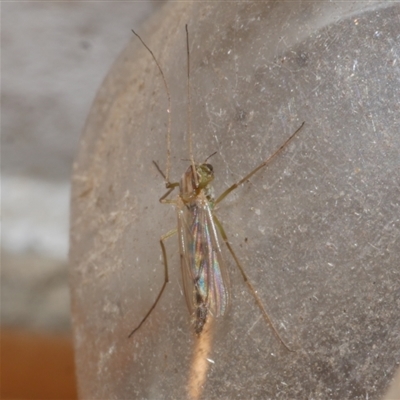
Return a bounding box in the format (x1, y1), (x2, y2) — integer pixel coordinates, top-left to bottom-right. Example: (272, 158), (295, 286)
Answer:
(129, 26), (304, 350)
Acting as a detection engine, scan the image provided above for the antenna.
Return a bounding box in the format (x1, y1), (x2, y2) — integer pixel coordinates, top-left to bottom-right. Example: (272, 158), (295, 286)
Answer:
(131, 29), (172, 184)
(185, 24), (198, 187)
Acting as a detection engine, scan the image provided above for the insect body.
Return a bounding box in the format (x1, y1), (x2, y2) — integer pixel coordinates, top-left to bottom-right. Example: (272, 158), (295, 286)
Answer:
(129, 27), (304, 349)
(177, 163), (230, 334)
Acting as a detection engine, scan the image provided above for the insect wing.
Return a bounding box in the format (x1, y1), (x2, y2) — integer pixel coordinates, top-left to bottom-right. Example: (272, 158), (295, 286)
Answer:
(177, 197), (231, 319)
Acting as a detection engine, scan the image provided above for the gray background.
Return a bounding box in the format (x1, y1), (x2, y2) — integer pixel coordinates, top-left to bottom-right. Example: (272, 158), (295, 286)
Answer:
(69, 1), (399, 399)
(2, 1), (160, 330)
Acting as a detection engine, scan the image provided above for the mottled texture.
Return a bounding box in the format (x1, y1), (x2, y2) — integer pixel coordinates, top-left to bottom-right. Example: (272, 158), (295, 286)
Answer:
(70, 2), (400, 399)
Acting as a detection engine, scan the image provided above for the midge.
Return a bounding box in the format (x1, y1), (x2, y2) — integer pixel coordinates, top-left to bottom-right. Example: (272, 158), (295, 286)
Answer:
(129, 26), (304, 350)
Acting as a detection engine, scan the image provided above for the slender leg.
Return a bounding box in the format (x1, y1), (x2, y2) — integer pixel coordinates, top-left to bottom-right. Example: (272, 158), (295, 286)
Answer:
(159, 185), (180, 203)
(215, 122), (304, 205)
(128, 228), (177, 338)
(152, 160), (180, 203)
(213, 215), (294, 352)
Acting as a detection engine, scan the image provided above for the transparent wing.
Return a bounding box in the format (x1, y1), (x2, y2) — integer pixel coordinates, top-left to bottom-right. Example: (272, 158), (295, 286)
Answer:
(177, 196), (230, 318)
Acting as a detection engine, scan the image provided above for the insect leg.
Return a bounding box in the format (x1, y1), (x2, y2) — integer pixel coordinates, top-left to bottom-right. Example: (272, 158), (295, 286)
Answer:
(152, 160), (180, 202)
(213, 215), (294, 352)
(159, 185), (180, 203)
(215, 122), (305, 205)
(128, 228), (177, 338)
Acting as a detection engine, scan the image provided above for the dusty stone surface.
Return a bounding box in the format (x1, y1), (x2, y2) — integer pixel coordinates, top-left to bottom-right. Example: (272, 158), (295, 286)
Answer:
(70, 1), (400, 399)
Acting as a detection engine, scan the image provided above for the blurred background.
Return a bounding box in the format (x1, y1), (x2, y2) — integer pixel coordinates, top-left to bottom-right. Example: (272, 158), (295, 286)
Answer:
(1, 2), (161, 399)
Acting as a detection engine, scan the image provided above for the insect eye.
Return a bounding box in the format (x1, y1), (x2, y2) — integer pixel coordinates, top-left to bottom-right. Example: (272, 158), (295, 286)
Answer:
(205, 164), (213, 172)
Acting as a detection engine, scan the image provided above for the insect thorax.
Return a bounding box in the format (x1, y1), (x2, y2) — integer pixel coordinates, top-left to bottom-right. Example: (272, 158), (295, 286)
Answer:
(180, 163), (215, 204)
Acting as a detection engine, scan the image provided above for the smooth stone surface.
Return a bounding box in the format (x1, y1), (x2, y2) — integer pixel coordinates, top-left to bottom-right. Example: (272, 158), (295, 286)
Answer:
(70, 2), (400, 399)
